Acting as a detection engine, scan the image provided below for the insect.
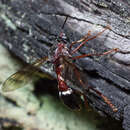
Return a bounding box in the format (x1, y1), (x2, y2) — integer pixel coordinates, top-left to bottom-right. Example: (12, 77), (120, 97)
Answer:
(1, 16), (118, 112)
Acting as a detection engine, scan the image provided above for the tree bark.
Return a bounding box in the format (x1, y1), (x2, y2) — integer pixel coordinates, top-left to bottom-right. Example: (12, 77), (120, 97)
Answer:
(0, 0), (130, 130)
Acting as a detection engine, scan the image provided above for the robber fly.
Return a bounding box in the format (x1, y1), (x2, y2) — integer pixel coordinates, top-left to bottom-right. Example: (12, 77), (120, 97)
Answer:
(1, 17), (118, 112)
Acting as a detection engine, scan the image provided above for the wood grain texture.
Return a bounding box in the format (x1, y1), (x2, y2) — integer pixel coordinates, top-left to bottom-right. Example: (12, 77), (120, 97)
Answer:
(0, 0), (130, 129)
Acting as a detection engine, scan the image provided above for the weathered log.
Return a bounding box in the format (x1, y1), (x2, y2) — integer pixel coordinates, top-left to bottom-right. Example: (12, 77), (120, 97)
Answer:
(0, 0), (130, 129)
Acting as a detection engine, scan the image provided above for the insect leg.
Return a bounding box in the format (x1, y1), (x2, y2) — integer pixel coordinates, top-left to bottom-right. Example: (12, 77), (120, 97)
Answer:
(67, 59), (117, 112)
(72, 64), (89, 108)
(72, 48), (118, 60)
(87, 86), (118, 112)
(71, 25), (110, 54)
(69, 31), (91, 50)
(74, 66), (117, 112)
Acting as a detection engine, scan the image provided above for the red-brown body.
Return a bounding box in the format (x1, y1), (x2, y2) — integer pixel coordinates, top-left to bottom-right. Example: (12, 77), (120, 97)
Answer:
(54, 43), (70, 92)
(53, 43), (82, 109)
(1, 22), (118, 111)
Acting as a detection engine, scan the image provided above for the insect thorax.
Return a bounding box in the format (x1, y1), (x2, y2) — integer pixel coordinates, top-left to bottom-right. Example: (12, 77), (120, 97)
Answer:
(48, 42), (71, 63)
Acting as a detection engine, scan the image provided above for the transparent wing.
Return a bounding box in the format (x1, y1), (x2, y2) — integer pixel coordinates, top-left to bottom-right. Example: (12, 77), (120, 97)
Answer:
(2, 57), (48, 92)
(62, 57), (87, 93)
(63, 57), (117, 112)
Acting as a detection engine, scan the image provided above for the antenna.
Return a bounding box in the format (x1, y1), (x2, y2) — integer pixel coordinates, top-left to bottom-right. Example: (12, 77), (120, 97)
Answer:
(61, 16), (69, 29)
(59, 16), (69, 39)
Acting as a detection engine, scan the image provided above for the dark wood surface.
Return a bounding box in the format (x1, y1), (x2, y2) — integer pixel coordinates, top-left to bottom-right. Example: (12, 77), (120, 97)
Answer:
(0, 0), (130, 129)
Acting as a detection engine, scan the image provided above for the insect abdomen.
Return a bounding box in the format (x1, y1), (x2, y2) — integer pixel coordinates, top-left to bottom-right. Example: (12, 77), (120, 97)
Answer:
(55, 58), (82, 110)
